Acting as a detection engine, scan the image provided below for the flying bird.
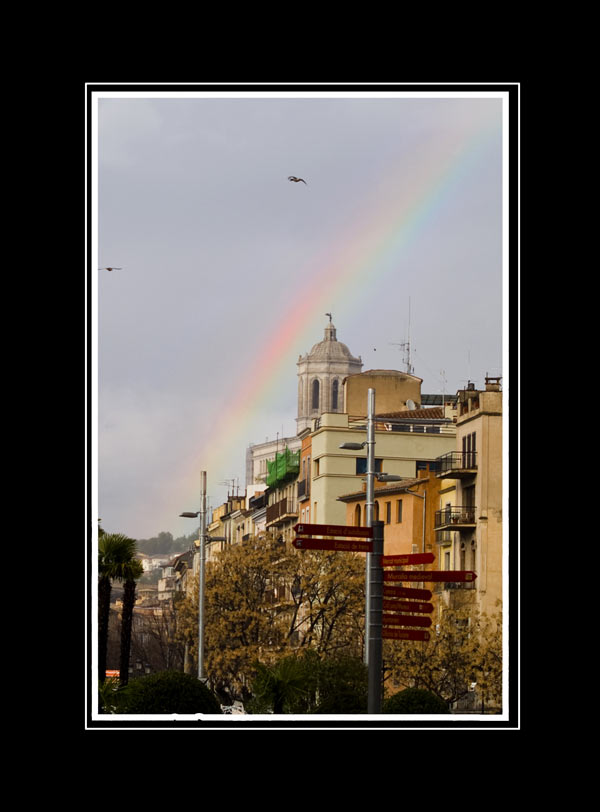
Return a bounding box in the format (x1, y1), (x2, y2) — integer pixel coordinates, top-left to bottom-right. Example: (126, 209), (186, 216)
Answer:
(288, 176), (307, 184)
(99, 267), (122, 272)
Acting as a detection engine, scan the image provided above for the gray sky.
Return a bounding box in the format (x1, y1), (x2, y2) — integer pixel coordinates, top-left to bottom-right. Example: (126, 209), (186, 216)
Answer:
(94, 88), (506, 541)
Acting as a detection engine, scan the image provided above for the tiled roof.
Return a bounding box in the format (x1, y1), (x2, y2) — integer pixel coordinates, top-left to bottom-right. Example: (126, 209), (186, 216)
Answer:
(337, 477), (425, 502)
(376, 407), (445, 420)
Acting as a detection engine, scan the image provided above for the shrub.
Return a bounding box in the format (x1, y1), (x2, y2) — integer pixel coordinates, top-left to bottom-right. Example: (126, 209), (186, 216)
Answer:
(117, 670), (223, 714)
(383, 688), (450, 714)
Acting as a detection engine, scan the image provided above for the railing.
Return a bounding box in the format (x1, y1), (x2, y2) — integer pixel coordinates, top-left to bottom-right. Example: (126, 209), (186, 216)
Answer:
(266, 498), (298, 525)
(297, 479), (309, 500)
(436, 451), (477, 475)
(434, 506), (477, 528)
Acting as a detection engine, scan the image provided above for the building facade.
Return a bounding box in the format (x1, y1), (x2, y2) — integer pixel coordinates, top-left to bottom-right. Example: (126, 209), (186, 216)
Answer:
(296, 317), (363, 433)
(433, 377), (503, 620)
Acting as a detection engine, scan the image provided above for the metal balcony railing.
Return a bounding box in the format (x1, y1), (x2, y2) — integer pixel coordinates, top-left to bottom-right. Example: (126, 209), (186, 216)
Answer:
(434, 506), (477, 529)
(435, 451), (477, 477)
(297, 479), (309, 500)
(266, 498), (298, 526)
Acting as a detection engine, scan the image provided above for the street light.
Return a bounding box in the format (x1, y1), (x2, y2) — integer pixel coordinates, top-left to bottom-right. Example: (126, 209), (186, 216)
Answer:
(179, 471), (226, 684)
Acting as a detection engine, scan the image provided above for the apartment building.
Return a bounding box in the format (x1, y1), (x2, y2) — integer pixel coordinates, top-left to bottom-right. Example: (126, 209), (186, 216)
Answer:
(433, 377), (503, 620)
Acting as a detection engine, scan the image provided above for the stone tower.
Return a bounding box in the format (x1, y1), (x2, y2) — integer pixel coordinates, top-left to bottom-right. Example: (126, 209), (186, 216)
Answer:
(296, 316), (362, 433)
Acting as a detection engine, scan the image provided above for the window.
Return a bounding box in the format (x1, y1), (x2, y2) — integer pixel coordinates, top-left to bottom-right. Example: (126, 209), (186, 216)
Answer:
(385, 502), (391, 524)
(444, 551), (451, 570)
(374, 501), (380, 522)
(355, 458), (383, 475)
(311, 379), (320, 410)
(332, 379), (339, 410)
(354, 504), (361, 526)
(396, 500), (403, 523)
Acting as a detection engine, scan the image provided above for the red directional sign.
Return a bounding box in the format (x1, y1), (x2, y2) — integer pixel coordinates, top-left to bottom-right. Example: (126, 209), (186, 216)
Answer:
(382, 614), (432, 628)
(382, 599), (434, 614)
(293, 523), (373, 538)
(383, 585), (433, 601)
(293, 537), (373, 553)
(381, 553), (435, 567)
(382, 628), (430, 642)
(383, 570), (477, 583)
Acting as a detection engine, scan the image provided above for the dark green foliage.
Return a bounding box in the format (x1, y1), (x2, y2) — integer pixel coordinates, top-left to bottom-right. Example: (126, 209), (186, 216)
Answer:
(116, 670), (223, 714)
(383, 687), (450, 714)
(312, 654), (368, 714)
(247, 651), (368, 714)
(136, 531), (196, 557)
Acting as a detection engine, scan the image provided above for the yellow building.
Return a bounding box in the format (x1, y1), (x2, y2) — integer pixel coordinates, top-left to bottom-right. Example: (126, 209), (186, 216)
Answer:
(309, 404), (457, 526)
(433, 377), (503, 620)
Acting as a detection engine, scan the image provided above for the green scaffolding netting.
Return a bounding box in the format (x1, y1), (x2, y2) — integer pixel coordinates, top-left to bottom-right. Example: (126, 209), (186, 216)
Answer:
(266, 446), (300, 488)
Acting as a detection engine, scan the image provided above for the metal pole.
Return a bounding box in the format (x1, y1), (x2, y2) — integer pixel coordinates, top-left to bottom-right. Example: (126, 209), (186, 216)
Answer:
(198, 470), (207, 681)
(364, 387), (375, 665)
(367, 519), (384, 713)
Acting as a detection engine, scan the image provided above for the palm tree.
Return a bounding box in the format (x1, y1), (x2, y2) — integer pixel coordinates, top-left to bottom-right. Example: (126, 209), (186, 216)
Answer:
(118, 557), (144, 687)
(251, 657), (308, 714)
(98, 532), (138, 684)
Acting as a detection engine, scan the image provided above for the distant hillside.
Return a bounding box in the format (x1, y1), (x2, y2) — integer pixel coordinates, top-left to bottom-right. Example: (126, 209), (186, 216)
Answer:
(136, 530), (197, 557)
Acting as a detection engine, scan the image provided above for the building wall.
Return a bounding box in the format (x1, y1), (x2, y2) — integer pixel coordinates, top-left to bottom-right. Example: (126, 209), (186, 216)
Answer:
(446, 383), (503, 620)
(343, 370), (423, 415)
(310, 412), (457, 526)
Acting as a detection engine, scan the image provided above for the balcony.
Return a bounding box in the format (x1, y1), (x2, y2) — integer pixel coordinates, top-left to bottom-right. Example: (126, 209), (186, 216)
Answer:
(434, 506), (477, 530)
(266, 498), (298, 527)
(435, 451), (477, 479)
(297, 478), (310, 500)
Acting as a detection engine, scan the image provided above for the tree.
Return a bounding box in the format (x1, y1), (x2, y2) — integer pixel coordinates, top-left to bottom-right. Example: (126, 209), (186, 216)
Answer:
(174, 533), (366, 705)
(98, 532), (138, 684)
(286, 549), (365, 657)
(118, 556), (144, 686)
(247, 657), (309, 714)
(383, 602), (503, 711)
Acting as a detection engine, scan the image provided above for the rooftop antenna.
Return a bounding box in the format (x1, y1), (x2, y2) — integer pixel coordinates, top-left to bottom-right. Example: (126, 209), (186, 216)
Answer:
(389, 297), (413, 374)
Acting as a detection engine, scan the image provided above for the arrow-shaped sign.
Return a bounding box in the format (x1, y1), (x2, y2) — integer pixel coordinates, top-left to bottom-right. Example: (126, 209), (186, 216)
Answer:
(293, 537), (372, 553)
(383, 585), (433, 601)
(382, 614), (432, 628)
(383, 570), (477, 583)
(382, 628), (430, 642)
(382, 599), (434, 614)
(381, 552), (435, 566)
(293, 523), (373, 538)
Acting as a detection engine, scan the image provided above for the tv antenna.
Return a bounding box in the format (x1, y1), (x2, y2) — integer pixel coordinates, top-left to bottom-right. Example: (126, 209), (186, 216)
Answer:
(389, 297), (414, 374)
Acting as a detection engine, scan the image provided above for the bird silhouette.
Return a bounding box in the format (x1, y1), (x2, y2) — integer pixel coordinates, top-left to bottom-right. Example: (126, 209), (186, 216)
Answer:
(288, 176), (307, 184)
(99, 267), (122, 272)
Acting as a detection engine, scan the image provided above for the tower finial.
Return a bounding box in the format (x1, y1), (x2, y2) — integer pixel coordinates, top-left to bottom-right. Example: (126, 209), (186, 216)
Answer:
(325, 312), (332, 324)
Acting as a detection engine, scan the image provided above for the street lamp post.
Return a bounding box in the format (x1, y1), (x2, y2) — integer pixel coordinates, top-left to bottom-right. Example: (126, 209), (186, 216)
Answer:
(339, 388), (404, 713)
(180, 470), (226, 683)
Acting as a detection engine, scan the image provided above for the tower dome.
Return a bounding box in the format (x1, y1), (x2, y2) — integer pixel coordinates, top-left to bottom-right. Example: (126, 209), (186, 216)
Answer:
(296, 317), (362, 433)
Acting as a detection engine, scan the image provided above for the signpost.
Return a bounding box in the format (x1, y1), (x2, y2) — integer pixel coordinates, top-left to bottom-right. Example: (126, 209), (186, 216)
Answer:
(383, 570), (477, 583)
(382, 628), (430, 642)
(293, 523), (373, 538)
(382, 599), (433, 614)
(292, 516), (477, 713)
(381, 552), (434, 566)
(383, 585), (432, 600)
(382, 614), (432, 628)
(293, 537), (373, 553)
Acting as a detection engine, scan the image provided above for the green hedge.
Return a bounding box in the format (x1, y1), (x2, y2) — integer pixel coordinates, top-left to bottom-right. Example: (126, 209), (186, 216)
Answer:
(382, 688), (450, 714)
(113, 671), (222, 714)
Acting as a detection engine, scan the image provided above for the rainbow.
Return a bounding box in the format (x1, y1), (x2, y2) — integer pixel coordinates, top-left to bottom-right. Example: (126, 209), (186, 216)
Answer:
(178, 113), (503, 505)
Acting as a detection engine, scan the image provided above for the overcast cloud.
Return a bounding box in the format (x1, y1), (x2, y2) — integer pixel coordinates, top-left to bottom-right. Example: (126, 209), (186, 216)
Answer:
(94, 89), (506, 540)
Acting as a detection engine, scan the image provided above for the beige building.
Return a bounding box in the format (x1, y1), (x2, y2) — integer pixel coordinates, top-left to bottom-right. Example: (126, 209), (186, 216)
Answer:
(433, 377), (503, 620)
(309, 392), (457, 527)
